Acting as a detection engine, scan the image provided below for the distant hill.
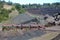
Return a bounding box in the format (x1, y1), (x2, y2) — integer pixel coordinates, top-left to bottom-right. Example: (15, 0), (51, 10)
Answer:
(22, 2), (60, 16)
(25, 8), (60, 16)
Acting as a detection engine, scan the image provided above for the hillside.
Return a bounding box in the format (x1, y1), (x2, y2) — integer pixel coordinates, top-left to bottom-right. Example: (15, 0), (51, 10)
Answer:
(25, 8), (60, 16)
(0, 1), (25, 23)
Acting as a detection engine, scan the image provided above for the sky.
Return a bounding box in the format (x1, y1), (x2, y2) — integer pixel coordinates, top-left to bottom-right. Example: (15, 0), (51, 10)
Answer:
(5, 0), (60, 4)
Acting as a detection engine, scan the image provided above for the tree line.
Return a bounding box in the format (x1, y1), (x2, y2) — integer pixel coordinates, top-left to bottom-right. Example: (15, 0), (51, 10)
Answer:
(22, 2), (60, 8)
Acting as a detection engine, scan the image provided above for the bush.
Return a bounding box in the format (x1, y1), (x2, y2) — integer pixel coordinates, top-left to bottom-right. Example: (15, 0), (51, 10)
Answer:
(11, 7), (15, 11)
(0, 9), (10, 22)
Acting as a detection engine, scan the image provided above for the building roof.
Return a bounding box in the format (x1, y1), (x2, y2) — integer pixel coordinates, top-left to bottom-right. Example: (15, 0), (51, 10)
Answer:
(11, 13), (36, 24)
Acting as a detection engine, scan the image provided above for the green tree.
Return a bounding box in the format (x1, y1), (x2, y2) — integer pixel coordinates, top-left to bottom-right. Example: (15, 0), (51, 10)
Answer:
(15, 3), (25, 13)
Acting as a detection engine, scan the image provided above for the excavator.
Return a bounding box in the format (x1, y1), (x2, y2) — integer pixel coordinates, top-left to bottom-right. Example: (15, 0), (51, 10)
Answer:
(53, 13), (60, 21)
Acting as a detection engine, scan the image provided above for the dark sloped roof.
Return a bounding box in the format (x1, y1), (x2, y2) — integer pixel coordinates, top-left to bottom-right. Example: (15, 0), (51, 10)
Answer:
(11, 13), (36, 24)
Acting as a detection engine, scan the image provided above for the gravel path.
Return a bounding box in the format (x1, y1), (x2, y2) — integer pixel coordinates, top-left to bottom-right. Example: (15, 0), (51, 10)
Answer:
(52, 34), (60, 40)
(0, 30), (46, 40)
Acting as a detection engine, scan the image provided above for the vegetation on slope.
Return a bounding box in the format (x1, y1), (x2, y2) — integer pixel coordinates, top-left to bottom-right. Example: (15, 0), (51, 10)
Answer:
(0, 1), (26, 22)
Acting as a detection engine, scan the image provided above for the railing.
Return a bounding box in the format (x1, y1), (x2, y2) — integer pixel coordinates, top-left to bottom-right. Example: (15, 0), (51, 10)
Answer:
(2, 24), (45, 30)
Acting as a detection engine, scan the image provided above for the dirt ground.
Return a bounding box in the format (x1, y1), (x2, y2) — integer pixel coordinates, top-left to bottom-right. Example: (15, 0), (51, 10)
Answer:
(0, 29), (46, 40)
